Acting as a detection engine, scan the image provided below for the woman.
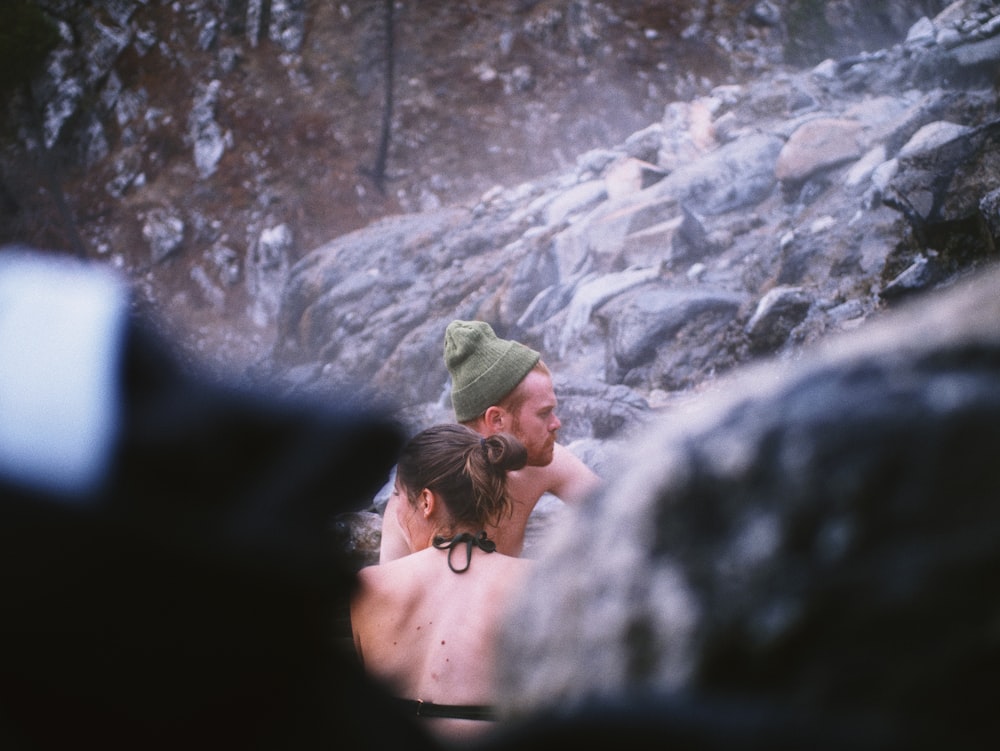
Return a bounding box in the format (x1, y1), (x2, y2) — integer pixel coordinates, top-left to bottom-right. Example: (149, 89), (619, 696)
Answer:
(351, 424), (532, 741)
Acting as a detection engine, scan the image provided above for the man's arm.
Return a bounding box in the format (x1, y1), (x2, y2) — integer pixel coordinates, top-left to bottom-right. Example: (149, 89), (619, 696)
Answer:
(378, 491), (413, 563)
(545, 442), (602, 504)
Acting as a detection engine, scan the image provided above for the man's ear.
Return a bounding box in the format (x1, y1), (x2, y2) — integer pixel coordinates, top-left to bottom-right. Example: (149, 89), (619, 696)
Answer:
(482, 405), (506, 433)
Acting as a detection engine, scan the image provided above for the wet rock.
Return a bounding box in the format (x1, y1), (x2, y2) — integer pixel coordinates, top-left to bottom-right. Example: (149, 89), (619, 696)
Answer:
(188, 79), (229, 179)
(269, 0), (307, 53)
(142, 208), (185, 263)
(601, 285), (744, 384)
(745, 285), (814, 352)
(648, 131), (785, 216)
(669, 204), (711, 266)
(331, 510), (383, 570)
(247, 223), (293, 328)
(775, 118), (865, 184)
(495, 266), (1000, 750)
(884, 119), (1000, 237)
(880, 254), (941, 299)
(544, 180), (607, 226)
(604, 158), (666, 201)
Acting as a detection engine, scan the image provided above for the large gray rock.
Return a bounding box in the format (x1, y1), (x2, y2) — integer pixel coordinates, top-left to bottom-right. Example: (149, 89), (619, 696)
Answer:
(774, 118), (864, 184)
(646, 131), (785, 216)
(496, 263), (1000, 749)
(598, 284), (745, 389)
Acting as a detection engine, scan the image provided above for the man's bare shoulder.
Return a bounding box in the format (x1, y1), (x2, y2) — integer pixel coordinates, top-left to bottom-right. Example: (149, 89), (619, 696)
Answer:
(510, 443), (601, 504)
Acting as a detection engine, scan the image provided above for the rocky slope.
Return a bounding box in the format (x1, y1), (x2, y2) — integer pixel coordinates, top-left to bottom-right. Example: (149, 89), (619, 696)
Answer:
(269, 1), (1000, 432)
(2, 0), (949, 374)
(267, 0), (1000, 563)
(8, 1), (1000, 557)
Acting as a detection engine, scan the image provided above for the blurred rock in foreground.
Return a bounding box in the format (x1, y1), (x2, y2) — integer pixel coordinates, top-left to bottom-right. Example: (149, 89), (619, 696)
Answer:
(494, 261), (1000, 750)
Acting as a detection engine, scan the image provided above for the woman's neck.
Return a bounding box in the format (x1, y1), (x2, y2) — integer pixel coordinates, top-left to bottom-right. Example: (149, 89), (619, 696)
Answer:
(432, 530), (496, 573)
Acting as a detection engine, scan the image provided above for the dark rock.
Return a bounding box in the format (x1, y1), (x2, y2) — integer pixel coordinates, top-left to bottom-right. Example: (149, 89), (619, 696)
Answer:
(600, 285), (744, 388)
(496, 265), (1000, 750)
(880, 254), (940, 299)
(745, 285), (814, 352)
(669, 204), (710, 266)
(648, 132), (784, 216)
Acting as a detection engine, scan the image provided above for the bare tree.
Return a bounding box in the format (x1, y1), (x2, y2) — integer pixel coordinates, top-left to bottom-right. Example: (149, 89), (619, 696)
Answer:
(363, 0), (395, 194)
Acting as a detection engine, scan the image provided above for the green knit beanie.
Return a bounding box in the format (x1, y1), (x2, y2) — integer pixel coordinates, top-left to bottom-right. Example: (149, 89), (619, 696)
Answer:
(443, 320), (540, 422)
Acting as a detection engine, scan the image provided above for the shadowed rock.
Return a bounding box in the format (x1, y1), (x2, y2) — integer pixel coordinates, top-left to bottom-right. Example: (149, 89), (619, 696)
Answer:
(496, 263), (1000, 750)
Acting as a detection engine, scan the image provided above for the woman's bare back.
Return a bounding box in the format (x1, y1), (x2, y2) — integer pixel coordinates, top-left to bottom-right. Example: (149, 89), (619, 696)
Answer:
(352, 545), (531, 724)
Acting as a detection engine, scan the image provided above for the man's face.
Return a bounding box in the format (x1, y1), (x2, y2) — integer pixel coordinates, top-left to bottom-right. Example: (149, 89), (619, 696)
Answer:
(508, 370), (561, 466)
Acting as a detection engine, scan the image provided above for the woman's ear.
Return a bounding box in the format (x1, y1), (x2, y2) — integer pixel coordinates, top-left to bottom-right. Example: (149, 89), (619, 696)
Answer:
(419, 488), (436, 518)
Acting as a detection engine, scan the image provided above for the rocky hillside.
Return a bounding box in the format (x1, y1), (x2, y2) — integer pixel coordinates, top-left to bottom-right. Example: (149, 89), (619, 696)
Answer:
(6, 3), (1000, 742)
(2, 0), (950, 375)
(261, 0), (1000, 569)
(268, 0), (1000, 440)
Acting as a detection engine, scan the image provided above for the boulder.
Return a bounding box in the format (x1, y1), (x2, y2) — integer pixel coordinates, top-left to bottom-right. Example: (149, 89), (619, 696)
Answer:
(496, 264), (1000, 749)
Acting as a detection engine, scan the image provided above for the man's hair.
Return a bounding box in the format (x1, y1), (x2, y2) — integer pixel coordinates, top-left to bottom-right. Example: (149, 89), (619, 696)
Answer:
(495, 360), (551, 418)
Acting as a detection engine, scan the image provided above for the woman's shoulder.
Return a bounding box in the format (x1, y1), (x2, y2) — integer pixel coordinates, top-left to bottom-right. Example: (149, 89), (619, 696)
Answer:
(467, 553), (532, 604)
(481, 551), (534, 581)
(361, 548), (528, 587)
(354, 553), (436, 616)
(359, 548), (438, 586)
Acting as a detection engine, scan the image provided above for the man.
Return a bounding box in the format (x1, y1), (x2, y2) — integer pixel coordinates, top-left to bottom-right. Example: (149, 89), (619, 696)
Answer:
(379, 319), (602, 561)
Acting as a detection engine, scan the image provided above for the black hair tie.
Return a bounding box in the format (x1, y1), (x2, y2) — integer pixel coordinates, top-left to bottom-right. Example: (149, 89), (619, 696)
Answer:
(432, 531), (497, 573)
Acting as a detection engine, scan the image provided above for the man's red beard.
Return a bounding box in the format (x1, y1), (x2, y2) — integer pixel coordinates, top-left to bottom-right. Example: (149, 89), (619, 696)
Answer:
(528, 435), (556, 466)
